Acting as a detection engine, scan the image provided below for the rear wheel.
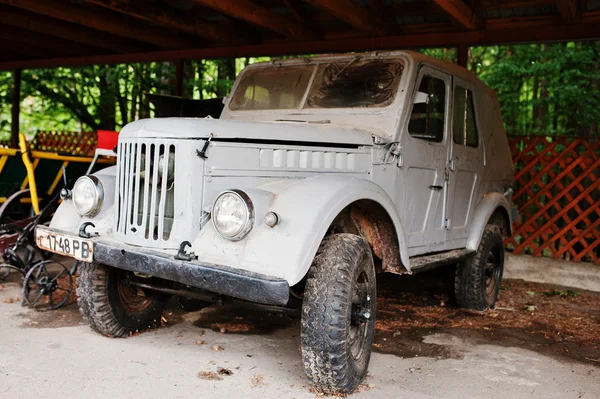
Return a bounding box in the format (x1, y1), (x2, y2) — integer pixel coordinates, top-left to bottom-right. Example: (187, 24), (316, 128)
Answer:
(454, 226), (505, 310)
(76, 263), (169, 337)
(301, 234), (376, 394)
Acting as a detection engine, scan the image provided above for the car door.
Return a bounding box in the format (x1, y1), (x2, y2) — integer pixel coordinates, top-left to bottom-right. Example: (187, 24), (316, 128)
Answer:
(445, 77), (484, 243)
(399, 66), (451, 251)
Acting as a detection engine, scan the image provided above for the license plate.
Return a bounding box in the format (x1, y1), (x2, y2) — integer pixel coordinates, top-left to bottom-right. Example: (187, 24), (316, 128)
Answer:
(36, 228), (93, 262)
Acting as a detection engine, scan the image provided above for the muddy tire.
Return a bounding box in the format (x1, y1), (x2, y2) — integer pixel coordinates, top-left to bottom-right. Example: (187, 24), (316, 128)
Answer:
(454, 226), (505, 310)
(76, 263), (169, 337)
(301, 233), (376, 394)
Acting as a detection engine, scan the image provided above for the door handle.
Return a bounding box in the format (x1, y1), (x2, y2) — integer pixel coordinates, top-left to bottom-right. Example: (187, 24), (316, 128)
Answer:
(429, 185), (443, 191)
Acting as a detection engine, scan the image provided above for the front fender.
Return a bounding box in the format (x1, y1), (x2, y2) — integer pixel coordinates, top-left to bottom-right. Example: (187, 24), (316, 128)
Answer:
(466, 192), (512, 251)
(49, 166), (117, 235)
(192, 175), (409, 286)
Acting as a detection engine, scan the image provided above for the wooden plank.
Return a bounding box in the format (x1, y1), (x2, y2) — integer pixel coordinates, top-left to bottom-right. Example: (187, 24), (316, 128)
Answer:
(0, 25), (103, 56)
(10, 69), (20, 149)
(0, 0), (195, 49)
(0, 5), (150, 53)
(86, 0), (235, 43)
(190, 0), (306, 38)
(431, 0), (482, 30)
(555, 0), (577, 18)
(457, 44), (469, 66)
(1, 15), (600, 70)
(303, 0), (383, 34)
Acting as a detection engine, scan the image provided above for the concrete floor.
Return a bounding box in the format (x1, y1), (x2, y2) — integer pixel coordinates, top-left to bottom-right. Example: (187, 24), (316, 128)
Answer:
(0, 281), (598, 399)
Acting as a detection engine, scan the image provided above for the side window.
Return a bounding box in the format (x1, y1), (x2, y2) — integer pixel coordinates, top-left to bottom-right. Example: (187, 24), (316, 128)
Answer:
(452, 86), (479, 147)
(408, 75), (446, 142)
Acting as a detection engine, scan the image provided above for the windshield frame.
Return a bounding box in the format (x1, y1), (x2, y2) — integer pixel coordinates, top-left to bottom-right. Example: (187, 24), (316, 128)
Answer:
(226, 53), (409, 114)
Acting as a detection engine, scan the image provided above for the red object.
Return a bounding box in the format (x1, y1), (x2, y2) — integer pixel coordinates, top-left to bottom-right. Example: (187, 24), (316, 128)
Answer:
(97, 130), (119, 150)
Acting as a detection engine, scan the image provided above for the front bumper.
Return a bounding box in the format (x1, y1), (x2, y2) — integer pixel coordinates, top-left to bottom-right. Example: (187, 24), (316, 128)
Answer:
(37, 227), (290, 306)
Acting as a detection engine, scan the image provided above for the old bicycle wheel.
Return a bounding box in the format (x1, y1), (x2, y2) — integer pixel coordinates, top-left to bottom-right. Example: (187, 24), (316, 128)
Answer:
(23, 260), (73, 310)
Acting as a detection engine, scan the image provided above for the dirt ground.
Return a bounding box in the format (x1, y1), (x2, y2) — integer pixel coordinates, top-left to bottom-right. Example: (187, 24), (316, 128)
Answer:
(1, 267), (599, 398)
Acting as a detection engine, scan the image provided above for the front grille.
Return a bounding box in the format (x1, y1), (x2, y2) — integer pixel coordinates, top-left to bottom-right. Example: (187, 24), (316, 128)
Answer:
(115, 139), (176, 246)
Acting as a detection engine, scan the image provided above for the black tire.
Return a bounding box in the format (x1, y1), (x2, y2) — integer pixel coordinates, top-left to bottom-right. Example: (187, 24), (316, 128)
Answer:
(76, 263), (169, 337)
(176, 296), (212, 312)
(454, 226), (505, 310)
(301, 233), (376, 394)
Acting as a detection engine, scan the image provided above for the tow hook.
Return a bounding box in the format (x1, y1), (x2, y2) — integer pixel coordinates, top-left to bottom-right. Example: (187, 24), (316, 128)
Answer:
(79, 222), (96, 238)
(175, 241), (197, 261)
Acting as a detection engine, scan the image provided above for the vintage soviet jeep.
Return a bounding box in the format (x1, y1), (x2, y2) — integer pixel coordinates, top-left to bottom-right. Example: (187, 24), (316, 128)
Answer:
(36, 51), (514, 393)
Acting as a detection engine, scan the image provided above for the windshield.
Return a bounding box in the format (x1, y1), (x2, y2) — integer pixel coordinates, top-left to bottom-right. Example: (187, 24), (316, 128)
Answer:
(229, 59), (404, 111)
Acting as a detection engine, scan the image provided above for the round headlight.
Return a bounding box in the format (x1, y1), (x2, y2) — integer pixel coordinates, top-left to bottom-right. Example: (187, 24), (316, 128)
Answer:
(72, 176), (104, 217)
(212, 190), (254, 240)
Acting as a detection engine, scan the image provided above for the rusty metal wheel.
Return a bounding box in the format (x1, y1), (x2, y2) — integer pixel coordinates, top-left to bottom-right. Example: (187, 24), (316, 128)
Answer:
(116, 275), (154, 313)
(23, 260), (73, 310)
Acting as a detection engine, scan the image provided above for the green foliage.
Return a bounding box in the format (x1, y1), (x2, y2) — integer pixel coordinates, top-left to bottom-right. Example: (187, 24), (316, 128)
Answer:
(0, 44), (598, 139)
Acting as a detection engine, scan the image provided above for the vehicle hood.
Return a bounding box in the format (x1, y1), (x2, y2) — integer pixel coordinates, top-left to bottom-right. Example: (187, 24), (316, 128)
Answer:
(120, 118), (375, 146)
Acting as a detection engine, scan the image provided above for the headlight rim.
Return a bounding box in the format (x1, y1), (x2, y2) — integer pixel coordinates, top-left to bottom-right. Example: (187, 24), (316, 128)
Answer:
(211, 189), (254, 241)
(72, 175), (104, 217)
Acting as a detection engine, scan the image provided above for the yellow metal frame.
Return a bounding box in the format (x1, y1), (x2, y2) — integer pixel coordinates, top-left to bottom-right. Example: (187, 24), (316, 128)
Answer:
(18, 133), (40, 215)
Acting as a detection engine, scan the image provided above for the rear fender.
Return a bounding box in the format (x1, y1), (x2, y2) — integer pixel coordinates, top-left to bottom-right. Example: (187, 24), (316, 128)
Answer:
(192, 175), (409, 285)
(466, 192), (513, 251)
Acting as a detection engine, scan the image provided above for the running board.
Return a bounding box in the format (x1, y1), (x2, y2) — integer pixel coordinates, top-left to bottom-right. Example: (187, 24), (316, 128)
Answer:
(409, 249), (476, 274)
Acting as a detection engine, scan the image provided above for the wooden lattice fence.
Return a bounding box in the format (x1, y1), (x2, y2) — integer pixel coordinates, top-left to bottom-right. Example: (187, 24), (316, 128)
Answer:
(506, 136), (600, 265)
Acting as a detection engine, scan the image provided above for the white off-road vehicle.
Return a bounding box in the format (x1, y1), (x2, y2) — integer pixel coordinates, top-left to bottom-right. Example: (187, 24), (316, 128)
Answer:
(36, 51), (514, 393)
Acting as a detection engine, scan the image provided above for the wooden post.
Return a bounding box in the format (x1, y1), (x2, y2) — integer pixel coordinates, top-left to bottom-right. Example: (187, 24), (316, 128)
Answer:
(175, 59), (184, 97)
(10, 68), (22, 149)
(457, 44), (469, 68)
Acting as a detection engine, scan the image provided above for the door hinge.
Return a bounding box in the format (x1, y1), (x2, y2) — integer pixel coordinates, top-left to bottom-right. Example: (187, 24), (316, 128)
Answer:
(444, 218), (451, 229)
(449, 159), (456, 171)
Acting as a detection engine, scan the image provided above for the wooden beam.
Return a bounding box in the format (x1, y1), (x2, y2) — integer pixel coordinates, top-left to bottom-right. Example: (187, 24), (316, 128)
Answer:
(0, 0), (195, 49)
(87, 0), (233, 44)
(431, 0), (482, 30)
(0, 25), (104, 56)
(189, 0), (306, 38)
(11, 69), (21, 148)
(175, 60), (184, 97)
(457, 44), (469, 67)
(1, 16), (600, 70)
(555, 0), (577, 19)
(303, 0), (383, 34)
(0, 5), (150, 53)
(1, 41), (59, 59)
(481, 0), (555, 10)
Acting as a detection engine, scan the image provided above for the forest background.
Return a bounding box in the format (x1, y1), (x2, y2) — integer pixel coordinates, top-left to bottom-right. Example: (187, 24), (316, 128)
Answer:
(0, 42), (599, 139)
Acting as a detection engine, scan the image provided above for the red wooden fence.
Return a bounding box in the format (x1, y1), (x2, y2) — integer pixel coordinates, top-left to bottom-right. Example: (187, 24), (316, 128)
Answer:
(506, 136), (600, 265)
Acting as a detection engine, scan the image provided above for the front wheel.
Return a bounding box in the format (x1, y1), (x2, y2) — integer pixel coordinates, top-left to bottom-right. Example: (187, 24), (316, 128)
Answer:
(454, 226), (505, 310)
(76, 263), (169, 337)
(301, 234), (376, 394)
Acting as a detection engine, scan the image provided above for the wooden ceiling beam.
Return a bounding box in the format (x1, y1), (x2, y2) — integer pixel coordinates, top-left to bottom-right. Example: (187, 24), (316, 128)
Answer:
(0, 5), (149, 53)
(0, 25), (106, 56)
(86, 0), (233, 44)
(2, 15), (600, 71)
(303, 0), (383, 34)
(189, 0), (307, 38)
(431, 0), (482, 30)
(0, 0), (195, 49)
(1, 41), (59, 59)
(481, 0), (556, 9)
(555, 0), (578, 19)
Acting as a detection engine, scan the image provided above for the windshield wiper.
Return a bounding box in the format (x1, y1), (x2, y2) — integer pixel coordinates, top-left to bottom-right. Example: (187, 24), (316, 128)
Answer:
(332, 56), (360, 81)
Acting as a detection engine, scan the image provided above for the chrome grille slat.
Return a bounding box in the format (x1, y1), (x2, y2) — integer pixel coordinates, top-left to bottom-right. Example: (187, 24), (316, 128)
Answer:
(115, 139), (177, 246)
(157, 145), (170, 240)
(124, 142), (136, 233)
(146, 143), (161, 240)
(131, 143), (142, 227)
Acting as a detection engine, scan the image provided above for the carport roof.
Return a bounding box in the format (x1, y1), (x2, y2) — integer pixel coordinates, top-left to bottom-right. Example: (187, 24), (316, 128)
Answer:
(0, 0), (600, 69)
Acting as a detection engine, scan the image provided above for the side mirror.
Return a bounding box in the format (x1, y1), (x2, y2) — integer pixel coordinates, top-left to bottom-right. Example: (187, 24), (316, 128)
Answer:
(413, 91), (430, 105)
